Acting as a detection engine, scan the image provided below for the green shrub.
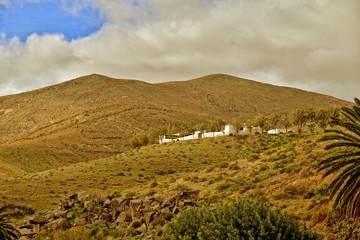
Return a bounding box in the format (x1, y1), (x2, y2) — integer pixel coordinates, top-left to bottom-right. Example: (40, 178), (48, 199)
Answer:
(129, 131), (149, 148)
(162, 198), (319, 240)
(325, 211), (360, 240)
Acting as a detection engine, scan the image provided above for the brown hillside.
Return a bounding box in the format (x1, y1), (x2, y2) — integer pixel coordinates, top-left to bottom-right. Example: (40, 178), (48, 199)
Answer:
(0, 73), (350, 177)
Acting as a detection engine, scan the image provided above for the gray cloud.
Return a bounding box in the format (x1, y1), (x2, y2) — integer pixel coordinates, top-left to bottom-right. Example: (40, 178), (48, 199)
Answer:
(0, 0), (359, 101)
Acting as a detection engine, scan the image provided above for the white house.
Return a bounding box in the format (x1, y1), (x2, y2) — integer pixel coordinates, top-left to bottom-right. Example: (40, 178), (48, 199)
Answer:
(267, 129), (288, 134)
(159, 124), (237, 144)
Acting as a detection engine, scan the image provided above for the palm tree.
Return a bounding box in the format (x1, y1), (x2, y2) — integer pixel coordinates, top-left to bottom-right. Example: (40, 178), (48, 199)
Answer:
(319, 97), (360, 217)
(0, 206), (19, 240)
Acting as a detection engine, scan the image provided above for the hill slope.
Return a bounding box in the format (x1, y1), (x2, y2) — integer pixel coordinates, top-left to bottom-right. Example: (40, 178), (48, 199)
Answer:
(0, 133), (337, 236)
(0, 73), (349, 177)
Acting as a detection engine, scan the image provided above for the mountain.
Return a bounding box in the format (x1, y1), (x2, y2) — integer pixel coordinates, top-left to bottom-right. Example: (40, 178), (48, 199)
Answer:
(0, 73), (350, 178)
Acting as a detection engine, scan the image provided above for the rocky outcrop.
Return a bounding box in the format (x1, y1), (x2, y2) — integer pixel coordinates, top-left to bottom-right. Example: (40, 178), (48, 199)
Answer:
(18, 190), (199, 238)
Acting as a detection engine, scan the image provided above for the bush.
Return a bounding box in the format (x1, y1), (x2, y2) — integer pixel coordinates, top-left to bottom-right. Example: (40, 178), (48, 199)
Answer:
(162, 198), (319, 240)
(129, 131), (149, 148)
(325, 211), (360, 240)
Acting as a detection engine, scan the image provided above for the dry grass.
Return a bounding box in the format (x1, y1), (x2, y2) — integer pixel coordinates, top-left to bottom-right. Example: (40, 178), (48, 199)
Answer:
(0, 133), (338, 236)
(0, 74), (350, 178)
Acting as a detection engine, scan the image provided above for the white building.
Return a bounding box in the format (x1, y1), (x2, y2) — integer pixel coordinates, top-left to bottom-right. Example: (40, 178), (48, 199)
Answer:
(159, 124), (237, 144)
(267, 129), (288, 134)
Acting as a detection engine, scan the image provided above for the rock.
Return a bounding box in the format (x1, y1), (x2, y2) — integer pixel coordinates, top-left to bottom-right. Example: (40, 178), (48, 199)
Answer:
(104, 198), (111, 208)
(45, 213), (55, 222)
(131, 209), (143, 219)
(130, 199), (142, 210)
(93, 219), (107, 227)
(117, 198), (132, 212)
(33, 224), (41, 234)
(69, 193), (78, 200)
(77, 191), (88, 204)
(110, 198), (119, 208)
(100, 212), (112, 222)
(46, 217), (69, 231)
(19, 228), (34, 236)
(144, 212), (155, 226)
(74, 217), (86, 226)
(130, 219), (142, 228)
(172, 207), (179, 214)
(18, 236), (31, 240)
(152, 215), (165, 226)
(30, 215), (48, 225)
(180, 190), (200, 199)
(137, 223), (147, 233)
(116, 211), (132, 224)
(60, 201), (70, 210)
(84, 200), (95, 211)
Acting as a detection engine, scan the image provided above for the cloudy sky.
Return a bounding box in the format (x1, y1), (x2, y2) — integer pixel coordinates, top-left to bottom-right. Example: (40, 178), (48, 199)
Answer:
(0, 0), (359, 101)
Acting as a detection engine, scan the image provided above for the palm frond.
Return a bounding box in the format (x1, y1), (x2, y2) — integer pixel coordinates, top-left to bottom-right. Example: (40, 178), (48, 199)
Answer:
(319, 97), (360, 217)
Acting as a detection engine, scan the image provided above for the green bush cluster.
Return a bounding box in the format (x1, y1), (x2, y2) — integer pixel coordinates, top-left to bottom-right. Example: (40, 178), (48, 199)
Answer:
(162, 198), (319, 240)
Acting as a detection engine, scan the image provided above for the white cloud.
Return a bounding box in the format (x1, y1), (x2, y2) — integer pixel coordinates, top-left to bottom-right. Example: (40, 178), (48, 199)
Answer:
(0, 0), (359, 101)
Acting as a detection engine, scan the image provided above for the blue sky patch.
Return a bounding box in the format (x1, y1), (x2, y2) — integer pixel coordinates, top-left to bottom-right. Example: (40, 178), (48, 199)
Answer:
(0, 1), (104, 42)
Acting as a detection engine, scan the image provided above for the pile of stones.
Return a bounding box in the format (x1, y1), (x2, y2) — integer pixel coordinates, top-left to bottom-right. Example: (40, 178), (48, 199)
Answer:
(17, 190), (199, 239)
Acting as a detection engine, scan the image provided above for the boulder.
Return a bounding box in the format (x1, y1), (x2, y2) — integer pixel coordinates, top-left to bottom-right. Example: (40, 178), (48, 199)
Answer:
(130, 219), (142, 228)
(152, 215), (165, 226)
(29, 215), (48, 225)
(84, 200), (95, 211)
(19, 228), (34, 236)
(100, 212), (112, 222)
(46, 217), (69, 231)
(77, 191), (88, 204)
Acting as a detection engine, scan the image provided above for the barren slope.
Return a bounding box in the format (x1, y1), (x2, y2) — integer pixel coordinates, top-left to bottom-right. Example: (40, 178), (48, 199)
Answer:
(0, 73), (349, 177)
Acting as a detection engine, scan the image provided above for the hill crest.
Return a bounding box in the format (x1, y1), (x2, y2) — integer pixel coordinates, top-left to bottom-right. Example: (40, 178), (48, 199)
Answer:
(0, 73), (351, 178)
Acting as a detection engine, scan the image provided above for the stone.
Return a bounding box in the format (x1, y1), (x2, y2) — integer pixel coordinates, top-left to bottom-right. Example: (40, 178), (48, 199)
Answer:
(144, 212), (155, 226)
(46, 217), (69, 231)
(117, 198), (132, 212)
(110, 198), (119, 208)
(74, 217), (86, 226)
(130, 199), (142, 210)
(77, 191), (88, 204)
(84, 200), (95, 211)
(18, 236), (31, 240)
(33, 224), (41, 234)
(131, 209), (143, 219)
(172, 207), (180, 215)
(100, 212), (112, 222)
(60, 201), (70, 210)
(19, 228), (34, 236)
(93, 219), (107, 227)
(130, 219), (142, 228)
(137, 223), (147, 233)
(116, 211), (132, 224)
(152, 215), (165, 226)
(104, 198), (111, 207)
(30, 215), (48, 225)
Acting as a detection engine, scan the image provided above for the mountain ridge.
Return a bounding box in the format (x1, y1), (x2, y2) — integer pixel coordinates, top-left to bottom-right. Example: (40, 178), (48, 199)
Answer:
(0, 73), (351, 178)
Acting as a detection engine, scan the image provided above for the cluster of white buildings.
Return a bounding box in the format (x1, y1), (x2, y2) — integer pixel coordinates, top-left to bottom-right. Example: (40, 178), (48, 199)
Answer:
(159, 124), (288, 144)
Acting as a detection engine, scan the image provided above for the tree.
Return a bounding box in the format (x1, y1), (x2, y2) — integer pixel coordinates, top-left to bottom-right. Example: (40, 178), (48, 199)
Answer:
(318, 97), (360, 217)
(267, 112), (280, 130)
(0, 206), (19, 240)
(306, 108), (317, 133)
(316, 108), (330, 130)
(252, 115), (266, 133)
(208, 119), (225, 132)
(292, 108), (307, 133)
(280, 112), (291, 132)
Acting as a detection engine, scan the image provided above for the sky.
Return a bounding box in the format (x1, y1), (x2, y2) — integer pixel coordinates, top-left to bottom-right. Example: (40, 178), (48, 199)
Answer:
(0, 0), (359, 101)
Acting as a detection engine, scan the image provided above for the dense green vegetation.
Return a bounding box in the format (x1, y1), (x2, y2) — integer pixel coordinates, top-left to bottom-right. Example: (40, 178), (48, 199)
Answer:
(162, 198), (319, 240)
